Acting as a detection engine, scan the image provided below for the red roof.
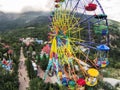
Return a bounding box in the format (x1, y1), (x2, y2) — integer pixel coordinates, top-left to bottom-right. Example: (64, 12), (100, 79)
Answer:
(4, 45), (10, 48)
(42, 44), (50, 54)
(8, 49), (13, 54)
(26, 42), (30, 46)
(2, 60), (7, 65)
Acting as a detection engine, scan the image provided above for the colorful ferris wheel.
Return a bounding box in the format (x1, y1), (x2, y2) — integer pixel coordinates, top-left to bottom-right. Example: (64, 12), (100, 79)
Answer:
(47, 0), (110, 63)
(42, 0), (110, 89)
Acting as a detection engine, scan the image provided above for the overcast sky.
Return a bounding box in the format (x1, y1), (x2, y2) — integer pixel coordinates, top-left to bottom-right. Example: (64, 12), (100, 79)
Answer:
(0, 0), (50, 12)
(99, 0), (120, 22)
(0, 0), (119, 22)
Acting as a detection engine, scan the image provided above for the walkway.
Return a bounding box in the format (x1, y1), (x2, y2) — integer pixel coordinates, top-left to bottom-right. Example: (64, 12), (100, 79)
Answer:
(103, 78), (120, 87)
(37, 66), (58, 84)
(18, 47), (30, 90)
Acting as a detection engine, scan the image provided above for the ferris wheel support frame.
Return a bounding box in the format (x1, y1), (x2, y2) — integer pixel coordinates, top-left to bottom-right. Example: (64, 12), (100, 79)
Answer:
(96, 0), (109, 45)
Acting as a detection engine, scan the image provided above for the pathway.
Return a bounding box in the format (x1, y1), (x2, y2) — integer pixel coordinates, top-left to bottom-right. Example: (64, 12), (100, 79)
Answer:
(103, 78), (120, 87)
(18, 47), (30, 90)
(37, 66), (58, 84)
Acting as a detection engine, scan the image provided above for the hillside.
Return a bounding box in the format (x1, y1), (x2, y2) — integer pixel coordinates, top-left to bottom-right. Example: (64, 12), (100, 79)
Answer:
(108, 20), (120, 68)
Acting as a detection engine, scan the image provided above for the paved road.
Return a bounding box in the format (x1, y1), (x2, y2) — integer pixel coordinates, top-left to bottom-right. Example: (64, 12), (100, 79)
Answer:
(103, 78), (120, 87)
(18, 47), (30, 90)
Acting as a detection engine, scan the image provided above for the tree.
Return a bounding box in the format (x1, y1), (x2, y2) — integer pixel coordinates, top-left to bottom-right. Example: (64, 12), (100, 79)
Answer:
(39, 54), (49, 71)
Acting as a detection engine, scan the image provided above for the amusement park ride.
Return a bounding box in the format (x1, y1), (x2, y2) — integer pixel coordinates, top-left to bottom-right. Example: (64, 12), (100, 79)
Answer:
(41, 0), (110, 89)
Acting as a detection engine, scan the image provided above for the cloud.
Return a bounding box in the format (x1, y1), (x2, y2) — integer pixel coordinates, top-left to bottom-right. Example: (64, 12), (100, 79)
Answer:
(0, 0), (50, 13)
(21, 6), (39, 12)
(99, 0), (120, 22)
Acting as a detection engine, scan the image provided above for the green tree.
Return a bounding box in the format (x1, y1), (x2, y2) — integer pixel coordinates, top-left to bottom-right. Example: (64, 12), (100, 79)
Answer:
(39, 54), (49, 71)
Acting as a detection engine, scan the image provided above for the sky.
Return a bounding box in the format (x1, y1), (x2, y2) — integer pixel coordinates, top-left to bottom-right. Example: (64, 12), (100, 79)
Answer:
(99, 0), (120, 22)
(0, 0), (50, 12)
(0, 0), (120, 22)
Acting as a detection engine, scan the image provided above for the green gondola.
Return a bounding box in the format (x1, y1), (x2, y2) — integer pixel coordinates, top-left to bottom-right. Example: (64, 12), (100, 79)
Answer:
(94, 14), (107, 19)
(60, 0), (65, 2)
(94, 25), (108, 35)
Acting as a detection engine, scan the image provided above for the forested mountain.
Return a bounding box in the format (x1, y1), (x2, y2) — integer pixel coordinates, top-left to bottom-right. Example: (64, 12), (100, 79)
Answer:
(108, 20), (120, 68)
(0, 11), (49, 31)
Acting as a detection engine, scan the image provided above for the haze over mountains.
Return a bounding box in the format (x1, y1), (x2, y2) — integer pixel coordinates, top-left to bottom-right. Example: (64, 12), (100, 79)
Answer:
(0, 11), (49, 31)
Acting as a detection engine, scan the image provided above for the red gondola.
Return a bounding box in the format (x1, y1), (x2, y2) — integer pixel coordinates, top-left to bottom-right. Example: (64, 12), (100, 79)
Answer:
(55, 0), (60, 3)
(85, 3), (97, 11)
(55, 4), (60, 8)
(77, 78), (86, 86)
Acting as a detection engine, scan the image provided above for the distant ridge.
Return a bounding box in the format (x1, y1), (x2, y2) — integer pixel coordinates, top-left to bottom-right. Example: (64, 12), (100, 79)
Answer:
(0, 11), (50, 31)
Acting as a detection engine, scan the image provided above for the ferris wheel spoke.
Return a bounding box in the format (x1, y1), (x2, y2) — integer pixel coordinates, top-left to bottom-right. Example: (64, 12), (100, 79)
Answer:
(70, 0), (81, 14)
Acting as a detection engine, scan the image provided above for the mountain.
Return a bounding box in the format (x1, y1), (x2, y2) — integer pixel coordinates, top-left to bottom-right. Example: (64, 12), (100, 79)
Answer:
(0, 11), (50, 31)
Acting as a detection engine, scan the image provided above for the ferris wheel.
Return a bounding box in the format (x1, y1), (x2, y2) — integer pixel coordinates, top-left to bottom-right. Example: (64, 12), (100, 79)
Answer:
(48, 0), (109, 66)
(43, 0), (110, 89)
(53, 0), (109, 43)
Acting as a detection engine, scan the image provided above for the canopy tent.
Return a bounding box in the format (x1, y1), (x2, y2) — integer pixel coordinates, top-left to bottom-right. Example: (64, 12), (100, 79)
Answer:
(42, 44), (50, 54)
(97, 44), (110, 51)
